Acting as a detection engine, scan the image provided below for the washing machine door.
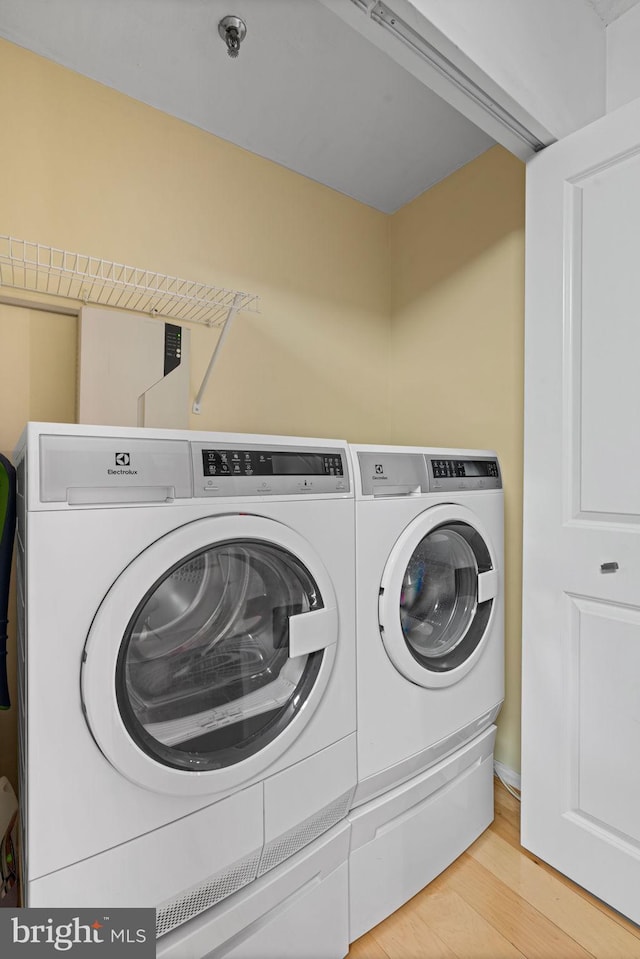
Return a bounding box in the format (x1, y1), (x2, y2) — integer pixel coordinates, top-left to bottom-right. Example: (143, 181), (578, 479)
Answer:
(378, 504), (499, 688)
(81, 514), (339, 796)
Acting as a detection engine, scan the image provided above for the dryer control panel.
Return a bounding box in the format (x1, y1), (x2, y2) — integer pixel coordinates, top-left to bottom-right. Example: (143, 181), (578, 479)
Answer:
(358, 451), (501, 496)
(427, 457), (502, 491)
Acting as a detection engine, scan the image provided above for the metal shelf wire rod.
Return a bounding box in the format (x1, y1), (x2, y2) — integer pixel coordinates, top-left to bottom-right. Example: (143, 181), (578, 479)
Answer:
(0, 234), (259, 327)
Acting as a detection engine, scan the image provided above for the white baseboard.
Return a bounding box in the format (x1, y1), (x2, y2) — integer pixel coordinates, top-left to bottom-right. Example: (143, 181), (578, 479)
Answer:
(494, 760), (521, 792)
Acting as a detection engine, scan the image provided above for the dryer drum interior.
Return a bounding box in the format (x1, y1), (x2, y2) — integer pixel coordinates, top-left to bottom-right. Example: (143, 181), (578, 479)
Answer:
(115, 539), (324, 771)
(398, 521), (493, 672)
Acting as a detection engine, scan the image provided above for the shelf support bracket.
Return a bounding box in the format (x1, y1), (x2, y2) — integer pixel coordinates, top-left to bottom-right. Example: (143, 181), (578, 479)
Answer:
(192, 292), (244, 414)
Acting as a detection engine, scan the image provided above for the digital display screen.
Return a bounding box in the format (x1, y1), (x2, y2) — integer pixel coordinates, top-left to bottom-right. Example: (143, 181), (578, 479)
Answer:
(431, 459), (499, 479)
(202, 449), (344, 478)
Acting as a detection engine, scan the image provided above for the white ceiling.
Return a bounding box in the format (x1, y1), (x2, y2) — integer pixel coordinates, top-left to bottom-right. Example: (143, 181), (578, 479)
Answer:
(0, 0), (494, 213)
(587, 0), (640, 23)
(3, 0), (638, 212)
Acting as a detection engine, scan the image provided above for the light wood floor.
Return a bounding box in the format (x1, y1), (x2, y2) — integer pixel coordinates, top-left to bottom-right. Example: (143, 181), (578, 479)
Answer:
(347, 780), (640, 959)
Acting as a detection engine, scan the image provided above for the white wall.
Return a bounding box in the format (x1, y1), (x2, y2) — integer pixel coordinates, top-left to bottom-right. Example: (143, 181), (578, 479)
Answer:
(607, 3), (640, 111)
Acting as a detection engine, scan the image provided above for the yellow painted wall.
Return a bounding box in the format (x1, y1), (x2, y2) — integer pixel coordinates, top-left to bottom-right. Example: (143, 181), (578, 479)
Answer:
(390, 146), (525, 771)
(0, 39), (391, 441)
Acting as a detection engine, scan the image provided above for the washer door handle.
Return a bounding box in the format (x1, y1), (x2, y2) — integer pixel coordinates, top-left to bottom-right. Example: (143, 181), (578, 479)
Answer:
(478, 569), (498, 604)
(289, 606), (338, 658)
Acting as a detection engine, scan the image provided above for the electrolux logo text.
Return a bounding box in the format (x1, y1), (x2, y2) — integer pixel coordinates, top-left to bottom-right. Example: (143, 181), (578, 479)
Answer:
(108, 452), (137, 477)
(0, 909), (155, 956)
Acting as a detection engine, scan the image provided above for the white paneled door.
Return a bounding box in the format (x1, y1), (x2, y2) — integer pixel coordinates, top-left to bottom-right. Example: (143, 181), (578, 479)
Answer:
(522, 96), (640, 924)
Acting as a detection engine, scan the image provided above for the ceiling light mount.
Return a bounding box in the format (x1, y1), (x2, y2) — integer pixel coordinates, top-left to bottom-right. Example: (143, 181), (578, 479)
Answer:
(218, 15), (247, 59)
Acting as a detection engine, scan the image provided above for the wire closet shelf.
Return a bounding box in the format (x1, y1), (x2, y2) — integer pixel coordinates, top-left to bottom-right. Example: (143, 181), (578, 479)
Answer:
(0, 235), (259, 327)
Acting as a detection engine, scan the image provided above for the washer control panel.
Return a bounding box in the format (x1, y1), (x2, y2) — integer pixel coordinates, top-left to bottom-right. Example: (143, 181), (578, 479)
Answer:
(191, 442), (349, 496)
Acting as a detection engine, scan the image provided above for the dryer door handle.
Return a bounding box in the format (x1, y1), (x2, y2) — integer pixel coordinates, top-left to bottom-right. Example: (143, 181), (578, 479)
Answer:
(289, 606), (338, 658)
(478, 569), (498, 604)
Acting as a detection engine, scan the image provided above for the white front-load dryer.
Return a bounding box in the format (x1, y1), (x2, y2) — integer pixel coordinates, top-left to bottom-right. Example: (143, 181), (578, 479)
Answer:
(15, 423), (356, 955)
(347, 444), (504, 941)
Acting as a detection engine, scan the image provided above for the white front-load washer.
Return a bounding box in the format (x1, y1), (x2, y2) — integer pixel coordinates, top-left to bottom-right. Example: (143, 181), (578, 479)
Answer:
(347, 444), (504, 940)
(15, 423), (356, 955)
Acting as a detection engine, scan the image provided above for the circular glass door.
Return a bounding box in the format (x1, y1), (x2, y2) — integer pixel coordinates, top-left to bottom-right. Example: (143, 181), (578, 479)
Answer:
(82, 515), (338, 796)
(379, 504), (498, 688)
(118, 540), (323, 773)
